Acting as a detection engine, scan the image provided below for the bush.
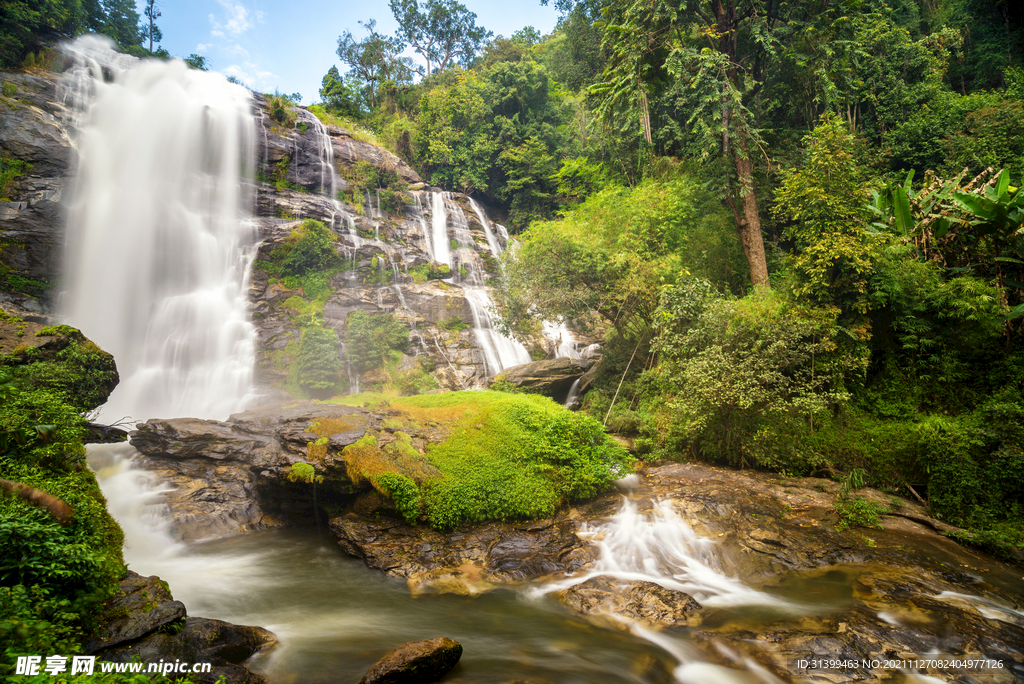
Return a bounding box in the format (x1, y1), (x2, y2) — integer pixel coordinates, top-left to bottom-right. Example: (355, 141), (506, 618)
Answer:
(295, 326), (342, 396)
(343, 312), (409, 375)
(329, 391), (632, 530)
(282, 220), (339, 277)
(651, 283), (861, 469)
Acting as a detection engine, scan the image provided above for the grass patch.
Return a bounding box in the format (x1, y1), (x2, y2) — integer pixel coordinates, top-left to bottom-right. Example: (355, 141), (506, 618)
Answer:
(326, 391), (632, 529)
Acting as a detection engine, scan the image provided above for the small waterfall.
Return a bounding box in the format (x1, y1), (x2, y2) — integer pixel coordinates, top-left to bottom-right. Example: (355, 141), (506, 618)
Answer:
(469, 197), (500, 257)
(464, 287), (531, 376)
(61, 36), (257, 421)
(539, 493), (791, 610)
(564, 378), (583, 409)
(413, 193), (434, 262)
(429, 192), (451, 266)
(543, 321), (582, 359)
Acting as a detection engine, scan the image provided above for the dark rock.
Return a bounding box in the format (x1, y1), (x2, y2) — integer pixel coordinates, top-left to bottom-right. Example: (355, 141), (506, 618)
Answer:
(557, 577), (701, 627)
(329, 507), (604, 594)
(493, 357), (592, 400)
(85, 572), (186, 653)
(358, 637), (462, 684)
(97, 617), (276, 684)
(83, 421), (129, 444)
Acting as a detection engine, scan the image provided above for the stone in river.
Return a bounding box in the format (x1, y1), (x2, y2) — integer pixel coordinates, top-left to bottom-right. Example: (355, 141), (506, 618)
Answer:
(358, 637), (463, 684)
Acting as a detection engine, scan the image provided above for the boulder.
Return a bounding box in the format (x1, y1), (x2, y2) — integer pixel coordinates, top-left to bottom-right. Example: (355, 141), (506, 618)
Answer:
(85, 572), (186, 653)
(87, 571), (277, 684)
(492, 357), (592, 400)
(358, 637), (463, 684)
(557, 577), (702, 627)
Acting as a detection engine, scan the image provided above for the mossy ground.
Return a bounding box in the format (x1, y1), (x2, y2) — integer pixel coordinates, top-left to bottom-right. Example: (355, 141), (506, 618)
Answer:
(323, 390), (632, 529)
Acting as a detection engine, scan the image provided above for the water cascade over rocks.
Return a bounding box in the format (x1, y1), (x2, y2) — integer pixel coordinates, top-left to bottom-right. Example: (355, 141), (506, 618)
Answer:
(61, 36), (258, 421)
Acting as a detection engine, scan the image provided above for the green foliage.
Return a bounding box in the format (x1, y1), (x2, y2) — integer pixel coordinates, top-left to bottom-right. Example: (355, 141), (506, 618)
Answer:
(287, 462), (323, 484)
(266, 93), (297, 128)
(494, 175), (744, 341)
(389, 0), (492, 77)
(343, 312), (410, 375)
(436, 315), (467, 332)
(372, 472), (421, 524)
(183, 53), (207, 71)
(1, 158), (32, 202)
(295, 326), (342, 396)
(834, 496), (886, 532)
(335, 19), (413, 111)
(413, 392), (632, 529)
(1, 83), (14, 98)
(773, 114), (877, 316)
(282, 220), (340, 277)
(652, 284), (860, 469)
(0, 325), (125, 672)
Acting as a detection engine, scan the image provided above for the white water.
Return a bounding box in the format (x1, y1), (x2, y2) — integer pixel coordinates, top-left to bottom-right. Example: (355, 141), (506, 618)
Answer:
(61, 36), (258, 421)
(429, 192), (451, 266)
(564, 377), (583, 409)
(537, 496), (792, 610)
(543, 320), (582, 359)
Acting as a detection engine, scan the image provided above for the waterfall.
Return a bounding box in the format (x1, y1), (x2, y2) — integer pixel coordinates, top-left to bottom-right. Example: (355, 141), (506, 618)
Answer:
(464, 287), (532, 376)
(538, 492), (792, 610)
(429, 192), (452, 266)
(543, 320), (582, 359)
(60, 36), (257, 421)
(564, 378), (583, 409)
(468, 197), (500, 257)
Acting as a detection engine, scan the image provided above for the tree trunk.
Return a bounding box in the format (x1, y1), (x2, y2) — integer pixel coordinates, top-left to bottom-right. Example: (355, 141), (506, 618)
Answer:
(732, 135), (770, 287)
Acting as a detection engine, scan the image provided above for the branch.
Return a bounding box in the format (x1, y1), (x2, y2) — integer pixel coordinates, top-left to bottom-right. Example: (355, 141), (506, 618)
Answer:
(0, 479), (73, 525)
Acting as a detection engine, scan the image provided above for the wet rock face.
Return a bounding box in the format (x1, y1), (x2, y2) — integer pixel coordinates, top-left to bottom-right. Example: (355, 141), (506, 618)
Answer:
(129, 401), (376, 541)
(0, 73), (74, 316)
(329, 505), (614, 594)
(557, 577), (702, 627)
(87, 572), (276, 684)
(358, 637), (463, 684)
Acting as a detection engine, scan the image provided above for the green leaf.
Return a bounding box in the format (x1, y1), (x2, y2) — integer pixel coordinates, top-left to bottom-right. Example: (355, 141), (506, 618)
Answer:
(892, 185), (912, 234)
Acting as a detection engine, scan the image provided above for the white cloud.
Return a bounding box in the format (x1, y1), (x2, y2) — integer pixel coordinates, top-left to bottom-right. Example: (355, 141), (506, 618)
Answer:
(196, 43), (208, 53)
(255, 10), (266, 23)
(220, 62), (277, 91)
(209, 0), (254, 37)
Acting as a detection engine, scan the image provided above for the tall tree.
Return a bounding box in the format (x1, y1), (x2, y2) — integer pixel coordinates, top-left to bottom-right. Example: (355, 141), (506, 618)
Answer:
(143, 0), (161, 54)
(336, 19), (413, 109)
(593, 0), (787, 287)
(389, 0), (492, 76)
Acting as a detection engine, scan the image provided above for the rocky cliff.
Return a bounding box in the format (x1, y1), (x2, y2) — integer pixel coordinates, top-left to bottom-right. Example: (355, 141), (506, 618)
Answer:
(0, 63), (589, 395)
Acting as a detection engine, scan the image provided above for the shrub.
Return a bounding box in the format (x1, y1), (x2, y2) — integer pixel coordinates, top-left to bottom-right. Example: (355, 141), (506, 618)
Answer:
(282, 220), (339, 277)
(329, 391), (632, 530)
(344, 312), (409, 375)
(652, 283), (861, 468)
(295, 326), (342, 396)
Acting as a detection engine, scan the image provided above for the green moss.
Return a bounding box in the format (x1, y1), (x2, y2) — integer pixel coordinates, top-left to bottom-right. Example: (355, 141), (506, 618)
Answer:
(330, 391), (632, 529)
(0, 327), (125, 675)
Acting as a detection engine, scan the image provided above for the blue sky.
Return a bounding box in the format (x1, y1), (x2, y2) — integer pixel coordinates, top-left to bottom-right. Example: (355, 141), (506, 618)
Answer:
(146, 0), (562, 104)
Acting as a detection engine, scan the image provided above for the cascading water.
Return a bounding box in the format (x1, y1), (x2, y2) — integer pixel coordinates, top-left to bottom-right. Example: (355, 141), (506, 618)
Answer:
(61, 36), (257, 421)
(425, 192), (530, 377)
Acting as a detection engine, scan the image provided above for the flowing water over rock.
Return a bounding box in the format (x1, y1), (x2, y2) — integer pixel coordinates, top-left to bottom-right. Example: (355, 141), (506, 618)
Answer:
(60, 36), (258, 421)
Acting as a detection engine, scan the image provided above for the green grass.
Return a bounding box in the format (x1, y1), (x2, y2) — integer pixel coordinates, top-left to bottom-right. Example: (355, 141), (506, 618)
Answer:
(325, 391), (632, 529)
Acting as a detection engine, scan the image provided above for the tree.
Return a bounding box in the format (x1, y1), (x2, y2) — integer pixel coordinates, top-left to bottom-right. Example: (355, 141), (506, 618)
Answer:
(184, 53), (208, 70)
(592, 0), (788, 288)
(389, 0), (492, 76)
(320, 66), (363, 117)
(98, 0), (144, 54)
(143, 0), (160, 54)
(296, 326), (343, 395)
(336, 19), (413, 109)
